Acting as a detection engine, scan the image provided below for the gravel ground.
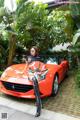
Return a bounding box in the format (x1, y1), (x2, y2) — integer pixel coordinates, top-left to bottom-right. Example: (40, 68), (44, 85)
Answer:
(0, 71), (80, 117)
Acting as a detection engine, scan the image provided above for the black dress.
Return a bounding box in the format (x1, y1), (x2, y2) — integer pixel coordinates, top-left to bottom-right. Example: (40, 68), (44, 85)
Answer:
(27, 55), (41, 63)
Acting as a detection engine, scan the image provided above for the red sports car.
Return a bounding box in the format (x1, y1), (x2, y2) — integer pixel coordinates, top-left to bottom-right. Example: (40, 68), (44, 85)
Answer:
(0, 57), (69, 99)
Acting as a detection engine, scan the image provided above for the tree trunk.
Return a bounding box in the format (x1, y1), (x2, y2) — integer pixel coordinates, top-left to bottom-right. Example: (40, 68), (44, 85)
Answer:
(7, 34), (16, 66)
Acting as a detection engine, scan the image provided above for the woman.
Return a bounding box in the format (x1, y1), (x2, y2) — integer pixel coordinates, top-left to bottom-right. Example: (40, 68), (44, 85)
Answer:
(24, 46), (42, 117)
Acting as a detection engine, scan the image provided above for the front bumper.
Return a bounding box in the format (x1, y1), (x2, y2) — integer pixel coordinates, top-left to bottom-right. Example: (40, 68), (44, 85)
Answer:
(0, 80), (45, 99)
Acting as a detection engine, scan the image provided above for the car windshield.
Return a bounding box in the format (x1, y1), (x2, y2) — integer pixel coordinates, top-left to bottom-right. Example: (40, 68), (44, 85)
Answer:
(40, 55), (59, 64)
(46, 57), (58, 64)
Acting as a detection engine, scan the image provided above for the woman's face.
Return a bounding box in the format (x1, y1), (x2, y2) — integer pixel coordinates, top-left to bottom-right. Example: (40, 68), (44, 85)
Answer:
(30, 48), (36, 56)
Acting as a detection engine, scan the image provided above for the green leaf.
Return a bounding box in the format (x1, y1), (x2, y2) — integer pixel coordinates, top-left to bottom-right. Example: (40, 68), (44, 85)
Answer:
(0, 7), (6, 17)
(72, 29), (80, 45)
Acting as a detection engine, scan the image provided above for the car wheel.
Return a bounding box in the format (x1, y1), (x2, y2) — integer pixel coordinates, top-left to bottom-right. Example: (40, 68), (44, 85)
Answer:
(52, 75), (59, 96)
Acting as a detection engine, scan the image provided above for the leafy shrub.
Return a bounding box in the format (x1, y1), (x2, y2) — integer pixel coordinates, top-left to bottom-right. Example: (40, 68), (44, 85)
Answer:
(76, 70), (80, 88)
(0, 71), (3, 76)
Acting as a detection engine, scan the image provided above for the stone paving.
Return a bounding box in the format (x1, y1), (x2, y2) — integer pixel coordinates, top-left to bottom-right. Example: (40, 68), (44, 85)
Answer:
(0, 102), (80, 120)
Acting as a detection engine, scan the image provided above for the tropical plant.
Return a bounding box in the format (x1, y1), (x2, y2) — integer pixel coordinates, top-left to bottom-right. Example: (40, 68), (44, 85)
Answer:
(48, 10), (68, 44)
(76, 69), (80, 88)
(0, 0), (4, 7)
(72, 29), (80, 45)
(0, 0), (69, 66)
(69, 0), (80, 17)
(69, 0), (80, 45)
(16, 1), (68, 50)
(0, 0), (18, 66)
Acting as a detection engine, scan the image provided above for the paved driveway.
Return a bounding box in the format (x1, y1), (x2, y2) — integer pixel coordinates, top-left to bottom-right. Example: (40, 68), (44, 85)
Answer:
(0, 97), (80, 120)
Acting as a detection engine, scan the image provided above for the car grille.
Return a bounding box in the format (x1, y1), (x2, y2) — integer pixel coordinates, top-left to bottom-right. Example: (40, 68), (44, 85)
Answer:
(2, 81), (33, 93)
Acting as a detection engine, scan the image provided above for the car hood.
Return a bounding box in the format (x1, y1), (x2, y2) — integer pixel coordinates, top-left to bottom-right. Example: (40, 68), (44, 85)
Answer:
(1, 64), (32, 85)
(0, 63), (57, 85)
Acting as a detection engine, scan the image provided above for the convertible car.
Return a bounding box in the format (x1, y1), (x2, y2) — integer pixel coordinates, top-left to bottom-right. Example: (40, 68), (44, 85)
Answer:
(0, 57), (69, 99)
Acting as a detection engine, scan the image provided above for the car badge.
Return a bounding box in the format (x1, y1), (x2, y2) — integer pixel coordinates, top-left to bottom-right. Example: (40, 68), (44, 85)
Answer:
(12, 85), (15, 89)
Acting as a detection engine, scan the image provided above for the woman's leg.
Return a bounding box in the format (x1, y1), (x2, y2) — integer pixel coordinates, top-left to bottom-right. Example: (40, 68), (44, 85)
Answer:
(32, 77), (42, 117)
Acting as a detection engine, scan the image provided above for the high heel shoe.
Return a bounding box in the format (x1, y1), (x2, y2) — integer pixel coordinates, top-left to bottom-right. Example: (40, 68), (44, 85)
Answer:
(35, 112), (40, 117)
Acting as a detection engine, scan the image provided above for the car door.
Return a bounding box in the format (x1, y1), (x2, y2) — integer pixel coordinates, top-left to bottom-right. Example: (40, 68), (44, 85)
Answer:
(60, 61), (67, 76)
(58, 64), (64, 83)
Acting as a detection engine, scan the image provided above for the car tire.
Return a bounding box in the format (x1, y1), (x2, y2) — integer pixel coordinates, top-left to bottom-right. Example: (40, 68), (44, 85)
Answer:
(52, 75), (59, 96)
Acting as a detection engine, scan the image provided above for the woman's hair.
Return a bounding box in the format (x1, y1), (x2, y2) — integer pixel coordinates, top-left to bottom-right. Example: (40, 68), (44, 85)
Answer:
(30, 46), (39, 56)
